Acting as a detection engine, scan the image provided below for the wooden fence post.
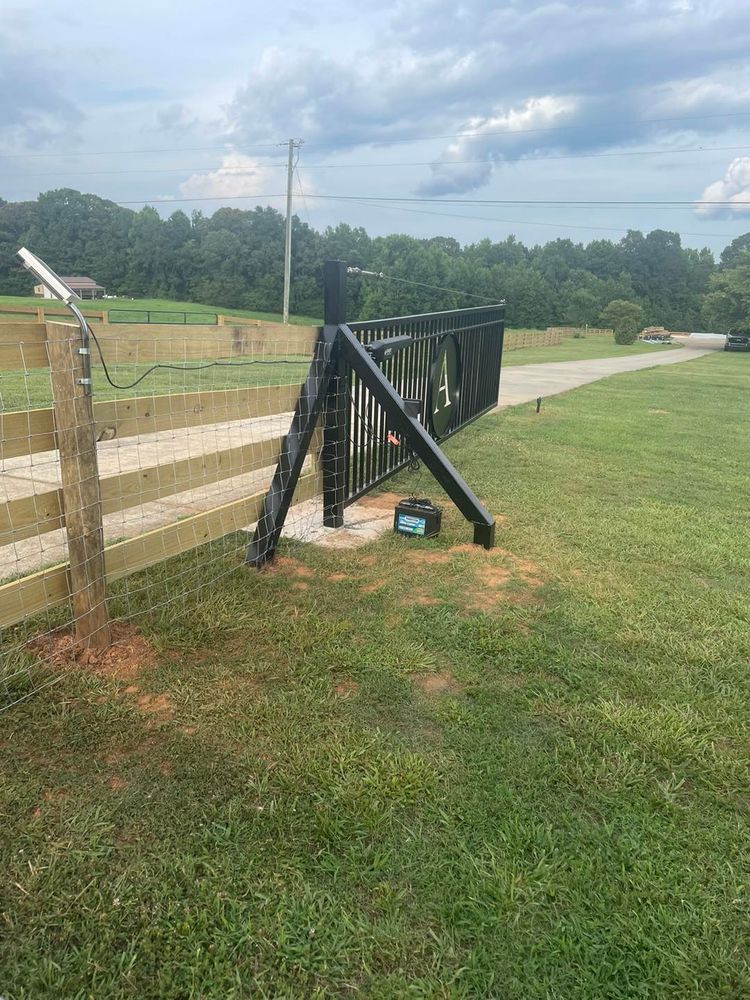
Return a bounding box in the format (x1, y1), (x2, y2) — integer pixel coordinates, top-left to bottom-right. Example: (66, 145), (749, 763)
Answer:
(46, 321), (112, 648)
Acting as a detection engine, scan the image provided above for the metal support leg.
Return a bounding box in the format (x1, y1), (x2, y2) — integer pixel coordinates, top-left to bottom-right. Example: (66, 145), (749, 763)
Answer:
(322, 260), (348, 527)
(245, 327), (338, 566)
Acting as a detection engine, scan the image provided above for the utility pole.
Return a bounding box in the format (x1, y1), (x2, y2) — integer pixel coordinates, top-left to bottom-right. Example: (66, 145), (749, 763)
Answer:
(282, 138), (302, 325)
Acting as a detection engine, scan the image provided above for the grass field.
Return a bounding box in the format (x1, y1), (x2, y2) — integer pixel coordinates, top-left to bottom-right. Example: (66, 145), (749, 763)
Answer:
(0, 328), (677, 413)
(0, 359), (311, 411)
(0, 294), (322, 328)
(503, 336), (678, 366)
(1, 350), (748, 998)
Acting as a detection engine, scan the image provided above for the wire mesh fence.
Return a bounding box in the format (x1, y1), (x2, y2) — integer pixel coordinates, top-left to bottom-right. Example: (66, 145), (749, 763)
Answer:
(0, 285), (505, 712)
(0, 318), (330, 711)
(107, 309), (219, 325)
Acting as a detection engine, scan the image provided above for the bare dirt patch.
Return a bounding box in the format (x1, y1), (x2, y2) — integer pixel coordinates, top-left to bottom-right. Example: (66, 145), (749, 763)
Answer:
(356, 491), (403, 510)
(446, 543), (545, 585)
(335, 679), (359, 698)
(135, 692), (173, 719)
(409, 590), (442, 607)
(476, 564), (513, 588)
(108, 776), (128, 792)
(327, 572), (350, 582)
(648, 408), (669, 415)
(27, 623), (156, 682)
(464, 587), (543, 613)
(411, 670), (464, 696)
(360, 579), (387, 593)
(267, 556), (315, 578)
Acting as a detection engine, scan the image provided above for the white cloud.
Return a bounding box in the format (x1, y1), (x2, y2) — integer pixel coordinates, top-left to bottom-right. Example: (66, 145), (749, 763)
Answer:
(696, 157), (750, 217)
(179, 154), (282, 200)
(224, 0), (750, 196)
(419, 95), (578, 194)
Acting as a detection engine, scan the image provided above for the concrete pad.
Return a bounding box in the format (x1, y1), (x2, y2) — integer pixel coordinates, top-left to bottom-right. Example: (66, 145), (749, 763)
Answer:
(270, 496), (396, 549)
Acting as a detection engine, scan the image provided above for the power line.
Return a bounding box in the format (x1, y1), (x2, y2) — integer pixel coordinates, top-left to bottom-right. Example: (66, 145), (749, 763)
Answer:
(304, 110), (750, 147)
(308, 144), (750, 168)
(295, 165), (312, 226)
(0, 142), (285, 161)
(305, 195), (750, 207)
(3, 109), (750, 160)
(347, 266), (500, 304)
(107, 192), (750, 208)
(7, 143), (750, 180)
(0, 161), (288, 179)
(338, 197), (738, 240)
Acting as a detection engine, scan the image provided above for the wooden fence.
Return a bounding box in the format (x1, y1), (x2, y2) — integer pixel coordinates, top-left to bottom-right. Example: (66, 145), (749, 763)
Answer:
(546, 326), (613, 338)
(504, 329), (562, 351)
(0, 304), (305, 328)
(0, 304), (107, 323)
(0, 320), (321, 640)
(503, 327), (614, 351)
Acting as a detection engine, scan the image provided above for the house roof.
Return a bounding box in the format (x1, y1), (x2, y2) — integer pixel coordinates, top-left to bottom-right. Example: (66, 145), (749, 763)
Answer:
(60, 276), (105, 288)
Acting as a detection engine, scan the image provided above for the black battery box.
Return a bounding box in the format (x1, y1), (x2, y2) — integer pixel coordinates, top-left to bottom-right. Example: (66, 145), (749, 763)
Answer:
(393, 498), (442, 539)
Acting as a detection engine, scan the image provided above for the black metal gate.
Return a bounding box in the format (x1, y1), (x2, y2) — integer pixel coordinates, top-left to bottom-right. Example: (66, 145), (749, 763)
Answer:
(246, 261), (503, 564)
(344, 304), (505, 503)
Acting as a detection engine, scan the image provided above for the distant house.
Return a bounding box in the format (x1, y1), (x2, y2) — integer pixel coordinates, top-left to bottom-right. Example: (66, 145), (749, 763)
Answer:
(33, 276), (106, 300)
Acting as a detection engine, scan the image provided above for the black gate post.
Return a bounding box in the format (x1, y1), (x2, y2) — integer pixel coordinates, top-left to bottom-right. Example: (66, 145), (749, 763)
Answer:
(322, 260), (348, 527)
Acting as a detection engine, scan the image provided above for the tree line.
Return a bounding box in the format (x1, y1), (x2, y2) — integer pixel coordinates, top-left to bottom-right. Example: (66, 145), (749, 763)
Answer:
(1, 188), (748, 330)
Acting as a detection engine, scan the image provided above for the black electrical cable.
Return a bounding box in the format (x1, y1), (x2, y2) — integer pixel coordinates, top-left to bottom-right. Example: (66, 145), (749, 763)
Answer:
(86, 322), (306, 391)
(348, 386), (381, 445)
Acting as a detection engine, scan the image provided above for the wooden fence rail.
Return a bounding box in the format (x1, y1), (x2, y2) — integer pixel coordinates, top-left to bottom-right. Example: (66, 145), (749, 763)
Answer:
(546, 326), (613, 338)
(0, 305), (106, 322)
(503, 327), (614, 351)
(504, 329), (562, 351)
(0, 320), (321, 639)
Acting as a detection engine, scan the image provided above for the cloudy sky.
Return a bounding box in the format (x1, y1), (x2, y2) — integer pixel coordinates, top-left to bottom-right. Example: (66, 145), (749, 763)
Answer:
(2, 0), (750, 252)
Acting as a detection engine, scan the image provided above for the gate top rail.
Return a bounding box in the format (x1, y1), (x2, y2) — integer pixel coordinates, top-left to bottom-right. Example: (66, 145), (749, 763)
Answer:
(348, 301), (505, 333)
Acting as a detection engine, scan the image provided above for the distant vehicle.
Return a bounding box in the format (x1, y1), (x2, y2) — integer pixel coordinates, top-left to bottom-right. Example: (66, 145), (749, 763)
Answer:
(641, 333), (672, 344)
(725, 326), (750, 351)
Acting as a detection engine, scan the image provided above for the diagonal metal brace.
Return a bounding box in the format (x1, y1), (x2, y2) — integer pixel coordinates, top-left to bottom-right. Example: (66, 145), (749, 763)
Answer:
(245, 324), (339, 566)
(337, 324), (496, 549)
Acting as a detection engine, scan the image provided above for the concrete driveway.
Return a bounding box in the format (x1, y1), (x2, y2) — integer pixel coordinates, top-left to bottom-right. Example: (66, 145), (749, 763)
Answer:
(498, 340), (718, 408)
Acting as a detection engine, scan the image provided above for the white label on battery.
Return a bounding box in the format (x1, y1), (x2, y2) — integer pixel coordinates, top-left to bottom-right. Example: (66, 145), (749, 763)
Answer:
(397, 513), (426, 536)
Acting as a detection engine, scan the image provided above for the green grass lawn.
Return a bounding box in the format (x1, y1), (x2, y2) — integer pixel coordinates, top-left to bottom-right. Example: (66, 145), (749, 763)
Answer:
(1, 331), (676, 413)
(503, 335), (679, 366)
(0, 359), (311, 411)
(0, 294), (322, 327)
(1, 352), (749, 998)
